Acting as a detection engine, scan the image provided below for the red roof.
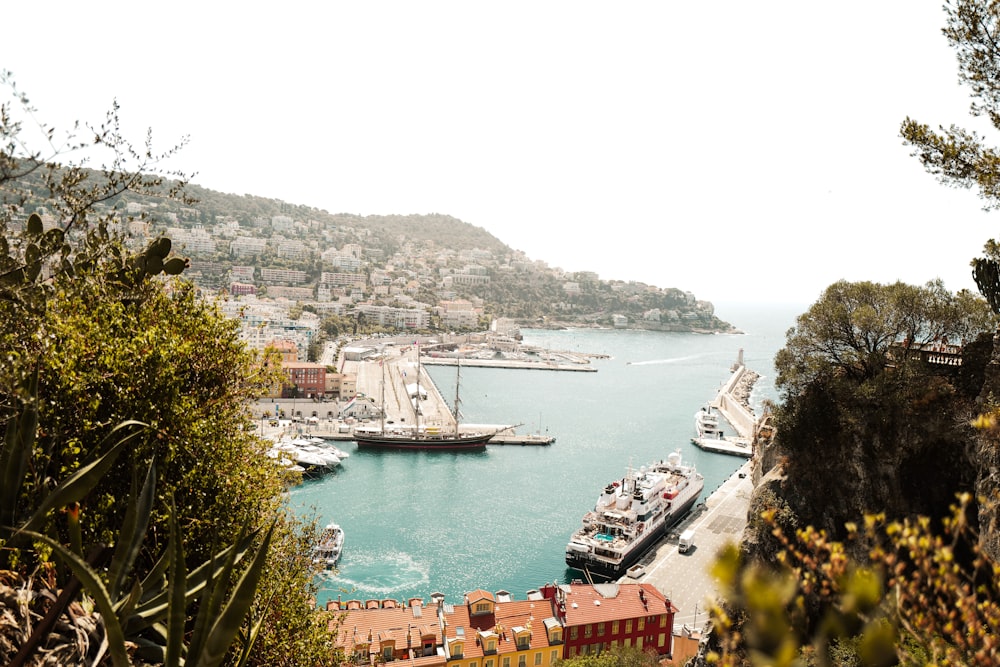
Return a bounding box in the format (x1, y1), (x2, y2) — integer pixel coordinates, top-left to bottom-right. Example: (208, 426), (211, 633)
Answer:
(559, 583), (677, 626)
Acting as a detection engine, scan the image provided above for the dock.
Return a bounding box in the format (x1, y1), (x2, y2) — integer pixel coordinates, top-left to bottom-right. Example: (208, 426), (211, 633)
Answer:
(488, 433), (555, 445)
(620, 459), (754, 633)
(617, 352), (758, 632)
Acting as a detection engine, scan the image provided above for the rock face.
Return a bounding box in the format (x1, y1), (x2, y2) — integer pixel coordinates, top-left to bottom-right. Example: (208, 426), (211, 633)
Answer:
(744, 332), (995, 563)
(975, 331), (1000, 563)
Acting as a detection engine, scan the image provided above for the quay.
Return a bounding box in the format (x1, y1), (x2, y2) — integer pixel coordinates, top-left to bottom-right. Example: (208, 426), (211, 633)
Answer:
(618, 352), (758, 633)
(622, 459), (754, 633)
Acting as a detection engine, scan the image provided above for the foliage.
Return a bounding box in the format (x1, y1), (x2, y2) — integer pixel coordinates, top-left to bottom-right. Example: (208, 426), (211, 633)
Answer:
(774, 279), (994, 400)
(0, 73), (331, 664)
(901, 1), (1000, 207)
(707, 494), (1000, 666)
(554, 644), (660, 667)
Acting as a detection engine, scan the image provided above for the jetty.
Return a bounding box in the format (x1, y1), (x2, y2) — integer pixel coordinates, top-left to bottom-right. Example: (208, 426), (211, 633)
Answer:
(691, 350), (757, 458)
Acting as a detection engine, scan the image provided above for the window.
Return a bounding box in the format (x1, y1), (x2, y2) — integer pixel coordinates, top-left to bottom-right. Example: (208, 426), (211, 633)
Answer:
(636, 637), (644, 650)
(569, 627), (578, 641)
(486, 660), (494, 667)
(638, 618), (645, 631)
(475, 602), (491, 614)
(518, 656), (526, 667)
(535, 652), (542, 665)
(597, 623), (605, 636)
(660, 614), (668, 628)
(550, 650), (559, 663)
(584, 624), (592, 639)
(470, 662), (477, 667)
(625, 620), (632, 634)
(383, 646), (393, 661)
(452, 642), (464, 659)
(503, 657), (510, 667)
(658, 634), (666, 648)
(612, 621), (619, 635)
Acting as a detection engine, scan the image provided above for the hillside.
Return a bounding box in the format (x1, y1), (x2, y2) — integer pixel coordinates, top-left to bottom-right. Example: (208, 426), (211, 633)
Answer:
(11, 175), (735, 333)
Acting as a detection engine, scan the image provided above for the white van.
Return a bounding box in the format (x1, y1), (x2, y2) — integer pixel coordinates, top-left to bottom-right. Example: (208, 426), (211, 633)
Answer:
(678, 529), (695, 553)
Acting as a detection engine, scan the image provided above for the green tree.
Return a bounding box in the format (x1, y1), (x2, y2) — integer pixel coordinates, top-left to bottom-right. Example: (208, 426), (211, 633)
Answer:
(901, 1), (1000, 208)
(0, 74), (332, 664)
(774, 279), (993, 400)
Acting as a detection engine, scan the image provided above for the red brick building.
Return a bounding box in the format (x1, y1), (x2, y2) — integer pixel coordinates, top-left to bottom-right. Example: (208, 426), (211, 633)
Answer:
(281, 362), (327, 399)
(541, 582), (677, 658)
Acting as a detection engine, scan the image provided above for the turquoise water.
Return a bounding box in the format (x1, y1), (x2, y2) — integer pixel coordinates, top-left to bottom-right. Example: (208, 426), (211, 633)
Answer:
(289, 303), (802, 606)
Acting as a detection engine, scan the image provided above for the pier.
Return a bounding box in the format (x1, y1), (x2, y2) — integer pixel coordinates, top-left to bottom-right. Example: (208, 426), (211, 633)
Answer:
(618, 352), (758, 634)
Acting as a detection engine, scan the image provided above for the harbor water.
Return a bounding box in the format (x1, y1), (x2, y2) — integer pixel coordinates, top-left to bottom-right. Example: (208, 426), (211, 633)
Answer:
(289, 302), (802, 606)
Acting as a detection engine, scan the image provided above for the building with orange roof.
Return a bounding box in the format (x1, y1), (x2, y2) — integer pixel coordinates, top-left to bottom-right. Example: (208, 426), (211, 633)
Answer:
(329, 585), (676, 666)
(331, 598), (445, 667)
(540, 582), (677, 658)
(440, 590), (564, 667)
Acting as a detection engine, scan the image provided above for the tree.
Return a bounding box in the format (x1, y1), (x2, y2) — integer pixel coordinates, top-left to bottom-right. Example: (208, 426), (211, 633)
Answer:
(0, 74), (332, 664)
(774, 279), (994, 400)
(901, 2), (1000, 208)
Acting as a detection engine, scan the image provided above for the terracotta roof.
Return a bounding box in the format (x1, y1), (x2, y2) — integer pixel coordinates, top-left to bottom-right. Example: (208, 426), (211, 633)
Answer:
(442, 598), (559, 658)
(465, 589), (495, 604)
(333, 603), (443, 656)
(559, 583), (677, 626)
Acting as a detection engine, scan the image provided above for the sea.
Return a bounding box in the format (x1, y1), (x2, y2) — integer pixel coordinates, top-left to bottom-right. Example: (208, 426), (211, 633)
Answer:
(288, 302), (804, 607)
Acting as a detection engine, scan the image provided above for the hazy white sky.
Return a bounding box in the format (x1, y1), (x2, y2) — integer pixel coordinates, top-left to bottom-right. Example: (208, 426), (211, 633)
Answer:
(4, 2), (998, 305)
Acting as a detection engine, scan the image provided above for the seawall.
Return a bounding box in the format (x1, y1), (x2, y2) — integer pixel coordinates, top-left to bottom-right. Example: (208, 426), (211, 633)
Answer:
(712, 365), (756, 440)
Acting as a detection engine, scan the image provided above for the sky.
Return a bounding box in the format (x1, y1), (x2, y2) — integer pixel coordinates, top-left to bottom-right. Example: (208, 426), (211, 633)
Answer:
(3, 2), (999, 306)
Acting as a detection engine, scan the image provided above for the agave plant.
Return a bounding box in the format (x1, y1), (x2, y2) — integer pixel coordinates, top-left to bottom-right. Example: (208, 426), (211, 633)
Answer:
(0, 374), (273, 666)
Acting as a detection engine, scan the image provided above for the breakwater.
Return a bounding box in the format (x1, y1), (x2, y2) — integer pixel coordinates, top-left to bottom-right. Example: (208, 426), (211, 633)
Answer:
(713, 361), (759, 440)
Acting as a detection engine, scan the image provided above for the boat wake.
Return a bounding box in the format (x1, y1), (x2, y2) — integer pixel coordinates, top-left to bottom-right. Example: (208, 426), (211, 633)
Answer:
(627, 355), (701, 366)
(319, 549), (430, 595)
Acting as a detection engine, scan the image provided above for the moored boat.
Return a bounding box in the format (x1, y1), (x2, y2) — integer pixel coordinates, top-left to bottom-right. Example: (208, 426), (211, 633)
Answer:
(313, 522), (345, 568)
(354, 353), (496, 451)
(692, 405), (752, 458)
(565, 450), (704, 580)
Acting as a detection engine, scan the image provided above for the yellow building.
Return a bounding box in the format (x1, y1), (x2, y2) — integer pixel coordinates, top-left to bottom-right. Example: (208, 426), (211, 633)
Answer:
(441, 590), (563, 667)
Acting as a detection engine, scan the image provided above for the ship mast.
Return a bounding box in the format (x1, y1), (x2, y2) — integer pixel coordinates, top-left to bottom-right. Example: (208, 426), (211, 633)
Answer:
(453, 358), (462, 437)
(379, 358), (386, 434)
(414, 342), (421, 435)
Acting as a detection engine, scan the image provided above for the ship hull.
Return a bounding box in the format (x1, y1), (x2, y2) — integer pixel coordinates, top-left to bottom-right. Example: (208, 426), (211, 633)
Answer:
(565, 492), (700, 580)
(353, 432), (493, 451)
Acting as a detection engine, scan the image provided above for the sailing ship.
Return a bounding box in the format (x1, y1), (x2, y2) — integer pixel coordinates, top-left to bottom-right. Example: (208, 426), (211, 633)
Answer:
(353, 348), (495, 451)
(564, 450), (704, 580)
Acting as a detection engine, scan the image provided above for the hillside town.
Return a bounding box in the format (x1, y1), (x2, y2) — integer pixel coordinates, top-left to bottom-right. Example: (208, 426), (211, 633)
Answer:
(13, 193), (733, 371)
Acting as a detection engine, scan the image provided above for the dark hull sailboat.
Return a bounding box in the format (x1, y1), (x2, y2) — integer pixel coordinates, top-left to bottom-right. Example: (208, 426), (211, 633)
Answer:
(353, 430), (493, 451)
(353, 350), (495, 451)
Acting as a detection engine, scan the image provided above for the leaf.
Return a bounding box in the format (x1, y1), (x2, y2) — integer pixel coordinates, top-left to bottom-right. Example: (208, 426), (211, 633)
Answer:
(165, 503), (186, 667)
(14, 529), (131, 667)
(26, 212), (43, 236)
(109, 460), (157, 600)
(0, 371), (39, 531)
(198, 523), (276, 667)
(163, 257), (187, 275)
